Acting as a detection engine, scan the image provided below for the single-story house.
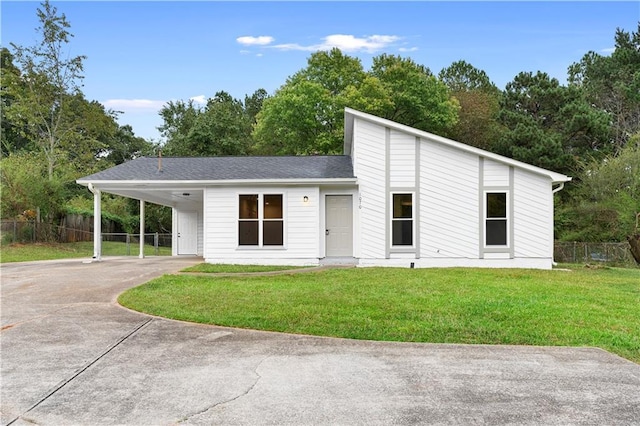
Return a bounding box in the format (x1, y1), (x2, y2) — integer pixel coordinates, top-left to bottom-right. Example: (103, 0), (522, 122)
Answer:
(77, 108), (571, 269)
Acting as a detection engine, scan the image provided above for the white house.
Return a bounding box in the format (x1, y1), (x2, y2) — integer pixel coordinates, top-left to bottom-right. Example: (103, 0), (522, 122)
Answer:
(77, 108), (571, 269)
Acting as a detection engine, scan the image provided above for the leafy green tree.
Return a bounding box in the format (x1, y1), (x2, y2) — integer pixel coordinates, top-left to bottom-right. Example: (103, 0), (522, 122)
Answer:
(6, 0), (86, 180)
(157, 99), (200, 154)
(370, 54), (459, 134)
(1, 48), (31, 156)
(438, 60), (502, 149)
(569, 24), (640, 152)
(495, 71), (610, 174)
(557, 134), (640, 242)
(254, 49), (373, 155)
(160, 91), (253, 156)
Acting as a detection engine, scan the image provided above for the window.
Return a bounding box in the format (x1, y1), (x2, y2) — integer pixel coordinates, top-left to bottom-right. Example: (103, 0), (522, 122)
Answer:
(486, 192), (507, 246)
(238, 194), (283, 246)
(392, 193), (413, 246)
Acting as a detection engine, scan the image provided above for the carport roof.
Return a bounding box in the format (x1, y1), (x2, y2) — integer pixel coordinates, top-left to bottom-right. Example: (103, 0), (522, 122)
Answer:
(78, 155), (355, 183)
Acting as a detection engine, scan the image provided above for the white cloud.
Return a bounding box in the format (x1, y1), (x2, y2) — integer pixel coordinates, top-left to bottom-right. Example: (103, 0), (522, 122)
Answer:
(270, 34), (402, 53)
(236, 35), (274, 46)
(399, 47), (419, 52)
(102, 99), (166, 112)
(600, 47), (615, 54)
(189, 95), (207, 104)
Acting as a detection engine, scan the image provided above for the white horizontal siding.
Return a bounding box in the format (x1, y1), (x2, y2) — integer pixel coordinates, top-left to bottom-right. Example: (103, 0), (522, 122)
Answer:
(420, 139), (479, 258)
(353, 118), (386, 259)
(389, 130), (415, 188)
(203, 186), (319, 261)
(484, 159), (510, 187)
(513, 170), (553, 258)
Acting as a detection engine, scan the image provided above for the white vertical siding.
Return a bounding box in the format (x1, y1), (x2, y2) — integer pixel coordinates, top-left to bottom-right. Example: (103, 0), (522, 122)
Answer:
(484, 159), (510, 187)
(203, 186), (319, 262)
(389, 130), (415, 188)
(513, 170), (553, 258)
(419, 140), (479, 258)
(352, 118), (386, 259)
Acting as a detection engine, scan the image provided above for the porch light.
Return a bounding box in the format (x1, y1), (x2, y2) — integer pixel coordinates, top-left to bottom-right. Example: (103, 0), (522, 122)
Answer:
(303, 196), (309, 203)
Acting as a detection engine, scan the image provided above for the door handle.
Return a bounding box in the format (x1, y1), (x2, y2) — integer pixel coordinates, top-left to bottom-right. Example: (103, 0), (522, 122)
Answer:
(325, 229), (330, 236)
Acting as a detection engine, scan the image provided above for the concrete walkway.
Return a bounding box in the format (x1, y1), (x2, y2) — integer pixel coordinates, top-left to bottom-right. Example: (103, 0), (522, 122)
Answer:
(1, 257), (639, 425)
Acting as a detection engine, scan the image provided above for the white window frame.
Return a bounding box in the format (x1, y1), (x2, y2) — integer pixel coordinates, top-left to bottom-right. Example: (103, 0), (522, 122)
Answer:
(238, 193), (285, 248)
(484, 191), (509, 248)
(391, 192), (415, 248)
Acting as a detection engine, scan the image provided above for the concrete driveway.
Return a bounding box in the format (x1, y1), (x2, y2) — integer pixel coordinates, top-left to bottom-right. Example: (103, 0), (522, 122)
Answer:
(1, 257), (639, 425)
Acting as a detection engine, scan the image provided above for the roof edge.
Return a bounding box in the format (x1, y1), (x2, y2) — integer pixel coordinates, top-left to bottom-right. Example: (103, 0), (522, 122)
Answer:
(344, 107), (571, 183)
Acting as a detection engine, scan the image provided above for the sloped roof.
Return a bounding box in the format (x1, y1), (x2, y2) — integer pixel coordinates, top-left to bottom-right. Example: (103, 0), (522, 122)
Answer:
(344, 108), (571, 184)
(78, 155), (355, 183)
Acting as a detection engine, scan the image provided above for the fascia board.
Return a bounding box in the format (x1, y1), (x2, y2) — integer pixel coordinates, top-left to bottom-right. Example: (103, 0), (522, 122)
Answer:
(76, 178), (358, 188)
(344, 108), (572, 184)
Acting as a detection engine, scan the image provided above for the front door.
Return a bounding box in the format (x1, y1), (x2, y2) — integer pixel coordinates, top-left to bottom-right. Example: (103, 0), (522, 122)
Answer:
(178, 211), (198, 255)
(325, 195), (353, 257)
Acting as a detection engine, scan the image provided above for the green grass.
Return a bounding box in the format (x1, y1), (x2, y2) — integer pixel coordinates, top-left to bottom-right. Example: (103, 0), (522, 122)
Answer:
(0, 241), (171, 263)
(182, 263), (311, 273)
(119, 266), (640, 363)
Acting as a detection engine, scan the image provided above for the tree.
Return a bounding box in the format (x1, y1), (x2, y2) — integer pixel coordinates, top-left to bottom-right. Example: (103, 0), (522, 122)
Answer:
(370, 54), (459, 134)
(556, 134), (640, 242)
(495, 71), (610, 174)
(159, 91), (256, 156)
(568, 24), (640, 153)
(7, 0), (86, 180)
(253, 48), (378, 155)
(438, 60), (502, 150)
(1, 48), (31, 156)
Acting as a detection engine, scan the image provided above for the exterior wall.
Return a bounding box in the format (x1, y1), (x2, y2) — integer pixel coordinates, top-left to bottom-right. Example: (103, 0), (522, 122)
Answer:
(420, 140), (479, 259)
(351, 115), (556, 269)
(352, 118), (386, 259)
(513, 169), (554, 259)
(203, 185), (321, 265)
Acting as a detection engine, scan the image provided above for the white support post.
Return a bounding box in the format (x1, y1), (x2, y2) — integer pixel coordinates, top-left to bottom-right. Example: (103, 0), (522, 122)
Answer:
(89, 184), (102, 261)
(139, 199), (145, 259)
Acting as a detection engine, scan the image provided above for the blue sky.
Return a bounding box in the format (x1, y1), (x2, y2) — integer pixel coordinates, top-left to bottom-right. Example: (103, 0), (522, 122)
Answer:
(2, 1), (638, 142)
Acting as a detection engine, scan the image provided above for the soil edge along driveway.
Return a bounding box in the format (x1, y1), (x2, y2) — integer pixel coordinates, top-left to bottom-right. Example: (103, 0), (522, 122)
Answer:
(1, 257), (639, 425)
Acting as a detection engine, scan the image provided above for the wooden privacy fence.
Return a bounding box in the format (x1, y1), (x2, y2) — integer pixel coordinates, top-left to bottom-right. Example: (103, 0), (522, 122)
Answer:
(554, 241), (637, 267)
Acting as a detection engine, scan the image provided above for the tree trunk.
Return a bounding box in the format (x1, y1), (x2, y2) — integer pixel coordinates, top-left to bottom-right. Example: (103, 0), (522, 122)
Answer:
(628, 234), (640, 265)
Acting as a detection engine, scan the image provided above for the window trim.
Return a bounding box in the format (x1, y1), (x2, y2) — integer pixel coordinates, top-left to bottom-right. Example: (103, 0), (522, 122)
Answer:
(484, 191), (509, 248)
(390, 192), (415, 248)
(237, 193), (285, 248)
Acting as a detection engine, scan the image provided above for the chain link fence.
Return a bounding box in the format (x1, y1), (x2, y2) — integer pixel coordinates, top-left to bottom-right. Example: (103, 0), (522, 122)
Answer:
(554, 241), (638, 267)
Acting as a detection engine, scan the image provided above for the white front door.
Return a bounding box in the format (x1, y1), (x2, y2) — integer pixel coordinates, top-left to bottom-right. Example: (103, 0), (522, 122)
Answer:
(178, 211), (198, 255)
(325, 195), (353, 257)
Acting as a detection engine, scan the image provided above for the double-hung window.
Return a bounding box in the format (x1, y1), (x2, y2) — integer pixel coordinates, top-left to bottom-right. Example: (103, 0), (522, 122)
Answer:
(485, 192), (507, 246)
(392, 193), (413, 246)
(238, 194), (283, 246)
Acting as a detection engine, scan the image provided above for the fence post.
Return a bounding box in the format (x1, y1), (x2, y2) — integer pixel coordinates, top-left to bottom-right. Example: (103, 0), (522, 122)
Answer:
(154, 232), (159, 256)
(13, 220), (17, 243)
(126, 233), (130, 256)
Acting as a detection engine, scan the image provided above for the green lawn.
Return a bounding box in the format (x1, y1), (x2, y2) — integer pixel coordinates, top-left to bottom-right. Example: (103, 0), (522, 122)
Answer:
(182, 263), (311, 273)
(0, 241), (171, 263)
(119, 266), (640, 363)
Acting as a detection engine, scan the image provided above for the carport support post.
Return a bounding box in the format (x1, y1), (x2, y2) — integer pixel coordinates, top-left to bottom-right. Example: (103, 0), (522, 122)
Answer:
(89, 184), (102, 261)
(139, 199), (145, 259)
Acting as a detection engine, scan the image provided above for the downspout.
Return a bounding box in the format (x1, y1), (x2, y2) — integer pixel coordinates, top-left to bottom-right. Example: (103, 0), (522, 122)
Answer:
(552, 182), (565, 194)
(550, 181), (566, 267)
(88, 183), (102, 261)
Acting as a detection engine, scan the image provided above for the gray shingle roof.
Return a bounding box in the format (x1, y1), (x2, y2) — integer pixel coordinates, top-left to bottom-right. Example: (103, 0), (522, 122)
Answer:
(78, 156), (354, 182)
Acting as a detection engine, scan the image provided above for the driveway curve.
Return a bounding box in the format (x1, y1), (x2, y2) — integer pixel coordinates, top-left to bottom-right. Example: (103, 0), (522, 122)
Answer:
(1, 257), (639, 425)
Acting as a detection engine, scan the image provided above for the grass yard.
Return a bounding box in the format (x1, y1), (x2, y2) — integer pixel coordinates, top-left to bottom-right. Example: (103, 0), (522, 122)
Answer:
(119, 266), (640, 363)
(182, 263), (311, 273)
(0, 241), (171, 263)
